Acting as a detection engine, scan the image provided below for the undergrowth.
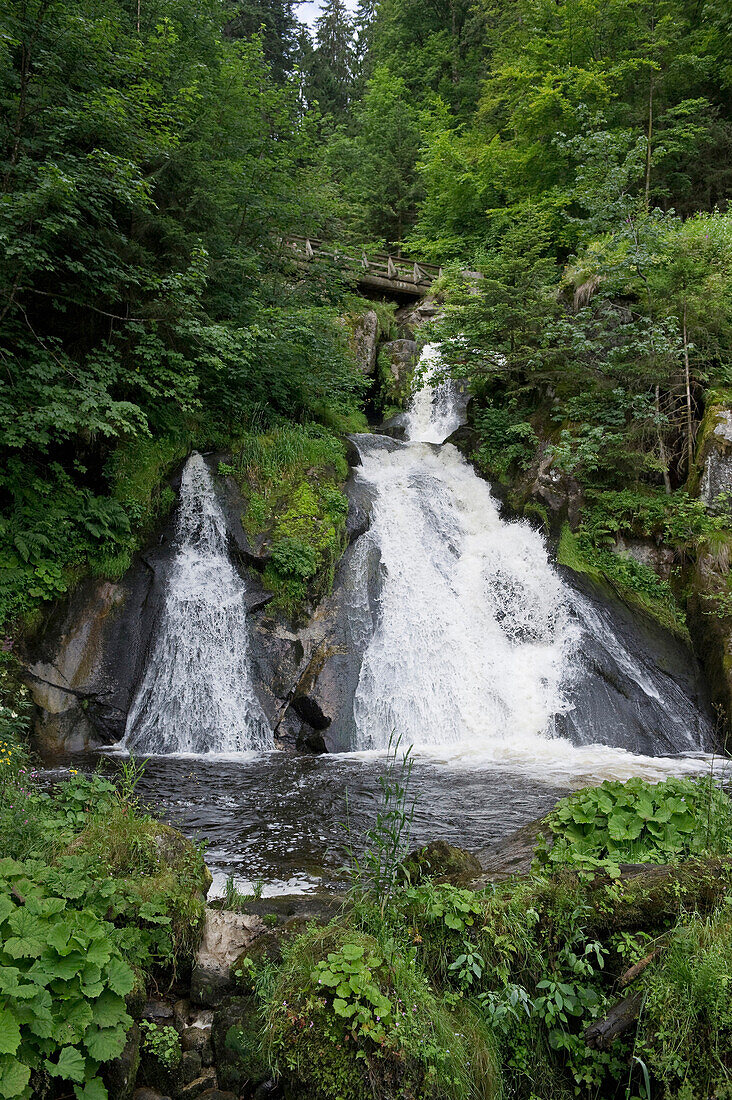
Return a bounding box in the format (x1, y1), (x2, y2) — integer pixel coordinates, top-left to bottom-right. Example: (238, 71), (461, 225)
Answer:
(228, 420), (350, 618)
(0, 711), (208, 1100)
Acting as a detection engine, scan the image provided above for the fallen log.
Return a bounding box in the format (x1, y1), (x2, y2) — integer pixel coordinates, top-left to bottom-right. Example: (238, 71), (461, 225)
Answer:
(585, 991), (644, 1050)
(585, 858), (732, 934)
(619, 948), (660, 988)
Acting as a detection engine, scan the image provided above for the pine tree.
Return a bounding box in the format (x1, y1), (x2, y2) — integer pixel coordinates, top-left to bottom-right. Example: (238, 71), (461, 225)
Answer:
(224, 0), (301, 81)
(310, 0), (355, 117)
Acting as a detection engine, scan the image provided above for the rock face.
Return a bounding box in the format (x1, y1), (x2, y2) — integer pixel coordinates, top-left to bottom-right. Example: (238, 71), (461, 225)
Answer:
(343, 308), (380, 376)
(700, 408), (732, 505)
(402, 841), (482, 885)
(190, 911), (268, 1007)
(612, 536), (675, 581)
(379, 339), (418, 402)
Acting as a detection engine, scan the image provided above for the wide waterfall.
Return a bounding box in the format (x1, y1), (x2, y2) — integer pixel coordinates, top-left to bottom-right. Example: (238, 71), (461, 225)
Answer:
(350, 346), (710, 766)
(123, 453), (272, 755)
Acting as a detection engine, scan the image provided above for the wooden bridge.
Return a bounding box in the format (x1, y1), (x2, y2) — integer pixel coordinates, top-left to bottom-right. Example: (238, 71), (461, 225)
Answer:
(286, 236), (442, 299)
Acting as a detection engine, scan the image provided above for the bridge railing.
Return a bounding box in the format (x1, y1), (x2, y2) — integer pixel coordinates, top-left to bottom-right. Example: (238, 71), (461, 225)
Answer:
(286, 236), (442, 289)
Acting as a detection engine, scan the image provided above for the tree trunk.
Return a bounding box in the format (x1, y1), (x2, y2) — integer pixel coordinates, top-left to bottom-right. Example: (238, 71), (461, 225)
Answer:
(585, 991), (644, 1049)
(655, 384), (672, 494)
(645, 72), (654, 209)
(682, 300), (694, 475)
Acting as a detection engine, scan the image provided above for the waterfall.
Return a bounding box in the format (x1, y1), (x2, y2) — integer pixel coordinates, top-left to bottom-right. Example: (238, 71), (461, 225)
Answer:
(124, 453), (272, 755)
(350, 347), (710, 765)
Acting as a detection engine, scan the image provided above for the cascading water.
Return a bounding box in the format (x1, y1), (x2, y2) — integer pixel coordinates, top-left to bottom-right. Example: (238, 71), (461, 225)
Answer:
(123, 453), (272, 755)
(349, 346), (711, 770)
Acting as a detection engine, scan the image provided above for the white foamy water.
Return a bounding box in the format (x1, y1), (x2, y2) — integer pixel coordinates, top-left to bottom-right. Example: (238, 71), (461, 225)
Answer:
(350, 347), (710, 780)
(123, 453), (272, 755)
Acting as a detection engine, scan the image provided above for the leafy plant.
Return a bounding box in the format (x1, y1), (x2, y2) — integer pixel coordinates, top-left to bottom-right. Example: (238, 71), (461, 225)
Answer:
(139, 1021), (181, 1070)
(535, 775), (732, 871)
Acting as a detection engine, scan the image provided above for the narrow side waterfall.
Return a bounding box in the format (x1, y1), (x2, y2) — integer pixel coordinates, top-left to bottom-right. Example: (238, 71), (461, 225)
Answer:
(124, 454), (272, 755)
(350, 346), (710, 769)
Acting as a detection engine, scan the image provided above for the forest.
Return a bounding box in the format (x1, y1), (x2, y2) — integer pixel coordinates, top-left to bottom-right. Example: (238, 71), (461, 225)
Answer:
(3, 0), (732, 1098)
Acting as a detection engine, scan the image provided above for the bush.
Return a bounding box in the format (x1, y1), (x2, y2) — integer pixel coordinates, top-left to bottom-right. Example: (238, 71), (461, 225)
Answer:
(263, 923), (500, 1100)
(535, 776), (732, 872)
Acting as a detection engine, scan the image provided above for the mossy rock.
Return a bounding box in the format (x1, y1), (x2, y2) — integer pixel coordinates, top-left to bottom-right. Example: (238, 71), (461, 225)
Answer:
(401, 840), (482, 885)
(265, 923), (500, 1100)
(231, 932), (283, 993)
(211, 996), (268, 1095)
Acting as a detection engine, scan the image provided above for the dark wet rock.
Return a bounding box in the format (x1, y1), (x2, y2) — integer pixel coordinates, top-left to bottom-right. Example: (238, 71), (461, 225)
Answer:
(180, 1026), (213, 1065)
(211, 997), (268, 1096)
(402, 841), (482, 885)
(379, 413), (408, 440)
(180, 1051), (203, 1086)
(197, 1091), (237, 1100)
(143, 1001), (175, 1024)
(293, 534), (383, 752)
(191, 911), (268, 1007)
(104, 1023), (141, 1100)
(177, 1069), (218, 1099)
(474, 820), (551, 883)
(559, 571), (714, 757)
(133, 1090), (171, 1100)
(230, 892), (346, 928)
(445, 424), (480, 456)
(344, 477), (375, 544)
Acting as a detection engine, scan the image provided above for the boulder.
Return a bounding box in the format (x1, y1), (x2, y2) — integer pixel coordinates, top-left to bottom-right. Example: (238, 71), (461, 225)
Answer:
(104, 1023), (141, 1100)
(191, 911), (267, 1007)
(379, 339), (418, 404)
(177, 1069), (218, 1099)
(401, 841), (482, 885)
(133, 1091), (172, 1100)
(180, 1051), (203, 1086)
(473, 820), (552, 883)
(180, 1026), (213, 1065)
(612, 536), (675, 581)
(699, 408), (732, 506)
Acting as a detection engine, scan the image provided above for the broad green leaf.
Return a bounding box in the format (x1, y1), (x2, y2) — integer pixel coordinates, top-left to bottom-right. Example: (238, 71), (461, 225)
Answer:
(0, 1055), (30, 1099)
(83, 1024), (127, 1063)
(74, 1078), (108, 1100)
(104, 960), (133, 998)
(90, 992), (128, 1031)
(0, 1012), (21, 1057)
(46, 1046), (86, 1084)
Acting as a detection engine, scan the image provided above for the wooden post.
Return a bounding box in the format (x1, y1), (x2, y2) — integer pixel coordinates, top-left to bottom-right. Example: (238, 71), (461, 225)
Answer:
(305, 238), (314, 259)
(362, 252), (370, 270)
(387, 256), (397, 279)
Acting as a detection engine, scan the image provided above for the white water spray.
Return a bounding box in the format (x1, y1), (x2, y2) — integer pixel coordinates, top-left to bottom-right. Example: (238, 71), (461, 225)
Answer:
(350, 347), (709, 776)
(124, 454), (272, 755)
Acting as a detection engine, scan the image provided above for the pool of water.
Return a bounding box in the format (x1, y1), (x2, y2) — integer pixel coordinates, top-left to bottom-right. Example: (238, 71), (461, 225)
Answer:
(44, 744), (710, 897)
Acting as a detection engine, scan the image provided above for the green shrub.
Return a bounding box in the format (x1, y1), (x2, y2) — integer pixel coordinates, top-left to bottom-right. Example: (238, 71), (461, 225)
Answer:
(0, 857), (135, 1100)
(263, 923), (500, 1100)
(535, 776), (732, 872)
(638, 907), (732, 1098)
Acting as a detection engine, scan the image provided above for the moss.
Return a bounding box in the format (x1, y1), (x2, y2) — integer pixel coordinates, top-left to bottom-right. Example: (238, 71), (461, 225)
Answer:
(558, 524), (689, 640)
(232, 423), (350, 619)
(75, 811), (209, 962)
(262, 922), (501, 1100)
